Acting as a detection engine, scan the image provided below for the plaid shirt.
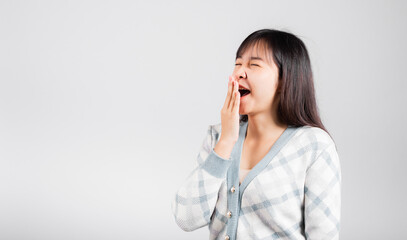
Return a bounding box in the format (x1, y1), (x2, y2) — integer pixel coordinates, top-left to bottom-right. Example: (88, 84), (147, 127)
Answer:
(171, 120), (341, 240)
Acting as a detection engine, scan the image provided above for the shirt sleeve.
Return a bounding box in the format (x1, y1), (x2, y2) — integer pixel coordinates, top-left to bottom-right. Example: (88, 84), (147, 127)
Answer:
(171, 125), (233, 232)
(304, 143), (342, 240)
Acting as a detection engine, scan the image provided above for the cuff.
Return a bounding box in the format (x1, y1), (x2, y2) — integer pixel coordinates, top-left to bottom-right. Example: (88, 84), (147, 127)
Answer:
(201, 148), (233, 178)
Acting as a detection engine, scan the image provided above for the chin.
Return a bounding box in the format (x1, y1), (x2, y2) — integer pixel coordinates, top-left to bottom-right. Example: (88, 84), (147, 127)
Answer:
(239, 110), (248, 115)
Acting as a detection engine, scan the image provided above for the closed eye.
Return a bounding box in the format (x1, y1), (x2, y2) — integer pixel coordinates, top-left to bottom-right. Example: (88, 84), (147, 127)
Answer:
(234, 63), (259, 66)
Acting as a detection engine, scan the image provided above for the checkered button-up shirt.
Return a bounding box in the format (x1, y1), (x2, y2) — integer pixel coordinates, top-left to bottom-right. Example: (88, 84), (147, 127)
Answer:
(171, 120), (341, 240)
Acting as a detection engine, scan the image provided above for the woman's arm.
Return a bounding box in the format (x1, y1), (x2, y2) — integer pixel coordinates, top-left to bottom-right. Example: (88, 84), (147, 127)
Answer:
(304, 143), (342, 239)
(171, 125), (234, 232)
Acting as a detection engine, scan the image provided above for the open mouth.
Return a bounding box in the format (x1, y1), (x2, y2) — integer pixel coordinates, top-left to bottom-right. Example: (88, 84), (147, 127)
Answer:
(238, 89), (251, 97)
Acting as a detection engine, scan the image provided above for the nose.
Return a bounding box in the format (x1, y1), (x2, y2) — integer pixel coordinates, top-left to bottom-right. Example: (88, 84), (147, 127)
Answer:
(235, 68), (247, 80)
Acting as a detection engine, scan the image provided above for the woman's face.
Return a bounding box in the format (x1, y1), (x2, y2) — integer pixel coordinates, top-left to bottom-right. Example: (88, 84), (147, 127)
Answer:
(233, 43), (280, 117)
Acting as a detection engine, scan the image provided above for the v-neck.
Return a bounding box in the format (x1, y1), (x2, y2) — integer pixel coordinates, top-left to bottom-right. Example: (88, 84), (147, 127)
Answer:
(236, 121), (301, 200)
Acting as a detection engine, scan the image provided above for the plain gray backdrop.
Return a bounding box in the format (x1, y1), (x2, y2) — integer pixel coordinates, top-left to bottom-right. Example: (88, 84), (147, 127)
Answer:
(0, 0), (406, 239)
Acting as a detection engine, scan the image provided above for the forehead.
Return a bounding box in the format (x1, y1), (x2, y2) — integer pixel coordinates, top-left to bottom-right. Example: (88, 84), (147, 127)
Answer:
(236, 41), (273, 64)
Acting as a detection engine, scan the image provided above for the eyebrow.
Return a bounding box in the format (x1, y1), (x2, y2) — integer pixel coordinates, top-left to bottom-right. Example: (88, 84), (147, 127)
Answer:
(236, 56), (264, 61)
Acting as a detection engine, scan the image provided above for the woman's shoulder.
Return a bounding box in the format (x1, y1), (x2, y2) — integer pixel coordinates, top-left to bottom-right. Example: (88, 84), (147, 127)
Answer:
(207, 122), (222, 145)
(209, 122), (222, 133)
(290, 125), (336, 152)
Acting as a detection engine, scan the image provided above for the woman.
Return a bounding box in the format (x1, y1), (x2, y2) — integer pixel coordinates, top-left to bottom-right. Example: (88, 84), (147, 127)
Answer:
(171, 29), (341, 240)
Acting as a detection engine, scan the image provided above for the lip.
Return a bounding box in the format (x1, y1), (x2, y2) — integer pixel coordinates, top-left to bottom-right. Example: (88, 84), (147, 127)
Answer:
(238, 84), (250, 90)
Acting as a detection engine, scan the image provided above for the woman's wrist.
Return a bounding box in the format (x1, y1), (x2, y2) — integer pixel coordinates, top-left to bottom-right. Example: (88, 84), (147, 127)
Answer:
(213, 138), (236, 160)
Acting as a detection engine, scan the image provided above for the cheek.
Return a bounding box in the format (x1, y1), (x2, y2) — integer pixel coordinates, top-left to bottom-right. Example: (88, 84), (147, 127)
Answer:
(253, 83), (277, 100)
(253, 88), (274, 100)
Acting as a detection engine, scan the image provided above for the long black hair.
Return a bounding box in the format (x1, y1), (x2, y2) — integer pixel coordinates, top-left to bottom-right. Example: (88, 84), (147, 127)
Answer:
(237, 29), (333, 141)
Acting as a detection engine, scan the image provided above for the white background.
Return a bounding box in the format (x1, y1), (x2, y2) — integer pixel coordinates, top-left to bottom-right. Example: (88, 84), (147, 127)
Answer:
(0, 0), (406, 239)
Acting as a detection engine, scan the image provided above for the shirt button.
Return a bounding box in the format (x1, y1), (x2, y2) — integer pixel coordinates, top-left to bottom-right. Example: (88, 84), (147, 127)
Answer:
(225, 235), (230, 240)
(227, 211), (232, 218)
(230, 186), (235, 193)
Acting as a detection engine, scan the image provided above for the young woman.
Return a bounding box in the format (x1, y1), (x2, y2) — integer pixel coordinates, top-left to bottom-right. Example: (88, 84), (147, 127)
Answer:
(171, 29), (341, 240)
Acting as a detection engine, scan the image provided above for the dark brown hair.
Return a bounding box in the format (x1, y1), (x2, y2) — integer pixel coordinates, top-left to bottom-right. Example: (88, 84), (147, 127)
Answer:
(237, 29), (334, 141)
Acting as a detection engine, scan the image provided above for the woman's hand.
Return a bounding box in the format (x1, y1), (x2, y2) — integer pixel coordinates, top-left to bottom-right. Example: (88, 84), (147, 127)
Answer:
(219, 75), (240, 144)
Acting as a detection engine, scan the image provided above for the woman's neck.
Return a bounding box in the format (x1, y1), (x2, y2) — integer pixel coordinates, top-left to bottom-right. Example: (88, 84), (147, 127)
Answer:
(246, 114), (287, 141)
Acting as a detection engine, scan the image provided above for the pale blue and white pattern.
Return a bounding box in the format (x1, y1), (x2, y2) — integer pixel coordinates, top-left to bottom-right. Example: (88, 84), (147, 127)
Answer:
(171, 120), (341, 240)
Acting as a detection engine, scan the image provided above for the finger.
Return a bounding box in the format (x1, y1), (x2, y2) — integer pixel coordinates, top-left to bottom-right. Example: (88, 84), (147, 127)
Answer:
(227, 76), (236, 109)
(229, 80), (237, 110)
(224, 76), (233, 109)
(231, 82), (239, 112)
(233, 91), (240, 113)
